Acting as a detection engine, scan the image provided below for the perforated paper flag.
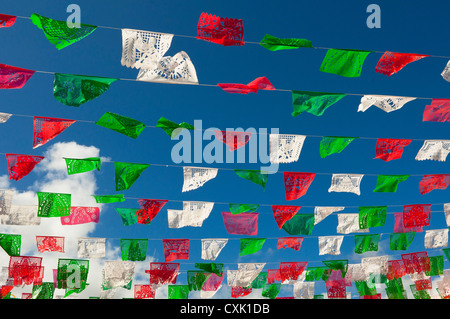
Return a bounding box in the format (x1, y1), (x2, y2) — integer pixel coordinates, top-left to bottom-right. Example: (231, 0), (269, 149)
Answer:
(234, 169), (268, 190)
(281, 214), (315, 236)
(277, 237), (304, 251)
(31, 282), (55, 299)
(222, 212), (258, 235)
(328, 174), (363, 195)
(269, 134), (306, 164)
(358, 206), (387, 229)
(201, 239), (228, 260)
(375, 138), (412, 162)
(147, 262), (179, 285)
(0, 233), (21, 256)
(390, 232), (415, 250)
(318, 235), (344, 255)
(197, 12), (244, 46)
(37, 192), (71, 218)
(373, 175), (409, 193)
(262, 283), (282, 299)
(115, 208), (139, 226)
(120, 239), (148, 261)
(415, 140), (450, 162)
(1, 205), (40, 226)
(354, 234), (380, 254)
(95, 112), (146, 139)
(283, 172), (315, 200)
(402, 204), (431, 228)
(229, 263), (266, 288)
(272, 205), (301, 230)
(114, 162), (150, 191)
(53, 73), (118, 107)
(8, 256), (43, 286)
(183, 167), (218, 192)
(214, 130), (252, 151)
(401, 252), (430, 274)
(423, 99), (450, 122)
(101, 260), (135, 290)
(260, 34), (313, 51)
(0, 63), (35, 89)
(168, 201), (214, 228)
(442, 60), (450, 82)
(293, 281), (315, 299)
(33, 116), (76, 148)
(136, 199), (168, 224)
(121, 29), (173, 69)
(358, 95), (416, 113)
(320, 136), (357, 158)
(424, 229), (448, 249)
(168, 285), (189, 299)
(228, 203), (259, 214)
(291, 90), (346, 117)
(64, 157), (101, 175)
(30, 13), (97, 49)
(56, 258), (89, 290)
(320, 49), (371, 77)
(195, 263), (224, 276)
(93, 194), (125, 204)
(0, 14), (16, 28)
(36, 236), (64, 253)
(218, 77), (275, 94)
(239, 238), (266, 256)
(394, 212), (423, 234)
(375, 51), (429, 76)
(162, 239), (189, 262)
(6, 154), (44, 181)
(337, 213), (369, 234)
(419, 174), (450, 195)
(314, 206), (345, 225)
(77, 238), (106, 259)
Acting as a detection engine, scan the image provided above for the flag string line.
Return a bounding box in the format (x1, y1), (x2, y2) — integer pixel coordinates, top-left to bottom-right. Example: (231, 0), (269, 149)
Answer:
(10, 112), (445, 142)
(11, 14), (450, 60)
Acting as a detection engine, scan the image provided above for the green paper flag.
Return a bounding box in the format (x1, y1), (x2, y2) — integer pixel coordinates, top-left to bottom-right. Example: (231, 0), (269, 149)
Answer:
(259, 34), (313, 51)
(251, 272), (267, 289)
(410, 284), (431, 299)
(195, 263), (224, 276)
(358, 206), (387, 229)
(30, 13), (97, 50)
(120, 239), (148, 261)
(64, 281), (89, 298)
(93, 194), (125, 203)
(240, 238), (266, 256)
(53, 73), (118, 107)
(114, 162), (150, 191)
(31, 282), (55, 299)
(385, 278), (406, 299)
(187, 271), (211, 291)
(305, 267), (332, 282)
(115, 208), (139, 226)
(354, 234), (379, 254)
(168, 285), (189, 299)
(156, 117), (195, 138)
(425, 255), (444, 276)
(443, 248), (450, 262)
(320, 49), (372, 77)
(37, 192), (71, 217)
(95, 112), (146, 139)
(291, 90), (346, 117)
(355, 280), (377, 296)
(229, 203), (260, 214)
(64, 157), (101, 175)
(234, 169), (268, 190)
(322, 260), (348, 277)
(0, 234), (21, 256)
(319, 136), (358, 158)
(56, 259), (89, 290)
(281, 214), (315, 235)
(390, 232), (415, 250)
(373, 175), (410, 193)
(262, 283), (282, 299)
(314, 294), (324, 299)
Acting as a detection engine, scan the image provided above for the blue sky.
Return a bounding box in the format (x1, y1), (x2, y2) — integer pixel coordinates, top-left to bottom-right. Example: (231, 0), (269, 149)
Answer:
(0, 0), (449, 299)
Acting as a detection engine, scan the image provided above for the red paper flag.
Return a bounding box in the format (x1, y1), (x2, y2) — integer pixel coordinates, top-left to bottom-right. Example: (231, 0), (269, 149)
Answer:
(393, 212), (423, 233)
(361, 294), (381, 299)
(202, 273), (224, 292)
(136, 199), (168, 224)
(375, 138), (412, 162)
(375, 51), (429, 76)
(33, 116), (76, 149)
(6, 153), (44, 181)
(214, 130), (252, 151)
(222, 212), (258, 235)
(61, 206), (100, 225)
(134, 284), (156, 299)
(8, 256), (43, 286)
(280, 262), (308, 282)
(162, 239), (189, 262)
(415, 278), (432, 291)
(401, 252), (430, 274)
(386, 260), (407, 281)
(419, 174), (450, 195)
(272, 205), (301, 229)
(217, 77), (275, 94)
(423, 99), (450, 123)
(277, 237), (304, 251)
(0, 64), (35, 89)
(267, 269), (282, 284)
(197, 12), (244, 46)
(35, 236), (65, 253)
(283, 172), (316, 201)
(0, 14), (16, 28)
(146, 262), (180, 285)
(0, 285), (13, 298)
(231, 286), (252, 298)
(402, 204), (431, 228)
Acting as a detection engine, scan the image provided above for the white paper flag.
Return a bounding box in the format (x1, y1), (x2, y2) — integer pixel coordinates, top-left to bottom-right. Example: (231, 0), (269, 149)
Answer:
(442, 60), (450, 82)
(102, 260), (135, 290)
(361, 256), (388, 276)
(415, 140), (450, 162)
(358, 95), (416, 113)
(293, 281), (315, 299)
(228, 263), (265, 288)
(137, 51), (198, 84)
(269, 134), (306, 164)
(318, 235), (344, 255)
(344, 264), (368, 282)
(328, 174), (364, 195)
(337, 214), (369, 234)
(201, 238), (228, 261)
(0, 113), (12, 124)
(168, 201), (214, 228)
(424, 229), (449, 248)
(121, 29), (174, 69)
(314, 206), (345, 225)
(182, 167), (218, 192)
(78, 238), (106, 258)
(0, 205), (40, 225)
(445, 203), (450, 227)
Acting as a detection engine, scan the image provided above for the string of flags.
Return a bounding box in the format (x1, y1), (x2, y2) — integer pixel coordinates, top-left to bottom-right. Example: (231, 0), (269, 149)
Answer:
(1, 9), (450, 299)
